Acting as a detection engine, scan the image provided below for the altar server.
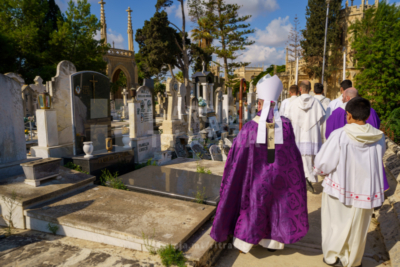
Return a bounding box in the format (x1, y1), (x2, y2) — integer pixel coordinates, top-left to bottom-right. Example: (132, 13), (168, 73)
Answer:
(314, 97), (386, 267)
(280, 84), (298, 116)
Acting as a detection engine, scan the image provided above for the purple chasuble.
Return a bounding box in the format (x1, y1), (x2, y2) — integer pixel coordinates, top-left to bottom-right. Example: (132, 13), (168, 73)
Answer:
(210, 110), (309, 244)
(325, 107), (389, 191)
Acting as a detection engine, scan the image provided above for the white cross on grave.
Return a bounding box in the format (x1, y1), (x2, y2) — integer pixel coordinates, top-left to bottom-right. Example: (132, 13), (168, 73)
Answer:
(122, 88), (129, 106)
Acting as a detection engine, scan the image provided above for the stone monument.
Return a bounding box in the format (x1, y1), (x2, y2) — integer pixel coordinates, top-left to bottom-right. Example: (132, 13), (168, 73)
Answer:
(177, 82), (188, 123)
(129, 80), (159, 163)
(21, 85), (37, 117)
(222, 87), (234, 125)
(160, 78), (187, 151)
(214, 87), (223, 124)
(121, 88), (129, 119)
(0, 74), (37, 178)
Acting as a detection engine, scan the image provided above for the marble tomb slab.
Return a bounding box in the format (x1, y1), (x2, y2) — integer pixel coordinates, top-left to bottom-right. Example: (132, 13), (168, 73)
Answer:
(24, 185), (215, 250)
(119, 166), (222, 205)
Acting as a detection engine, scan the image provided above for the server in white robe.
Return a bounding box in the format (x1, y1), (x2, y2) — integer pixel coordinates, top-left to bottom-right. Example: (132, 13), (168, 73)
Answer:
(279, 84), (298, 116)
(314, 97), (385, 267)
(286, 80), (325, 192)
(313, 83), (330, 143)
(325, 80), (353, 119)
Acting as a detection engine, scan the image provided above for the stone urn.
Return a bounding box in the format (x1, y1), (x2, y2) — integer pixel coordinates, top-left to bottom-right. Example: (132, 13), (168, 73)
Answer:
(122, 134), (130, 148)
(83, 141), (94, 158)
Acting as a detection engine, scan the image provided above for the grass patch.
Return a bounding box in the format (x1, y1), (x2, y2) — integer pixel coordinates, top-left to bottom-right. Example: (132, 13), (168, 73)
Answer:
(195, 186), (207, 204)
(195, 154), (212, 174)
(47, 223), (59, 235)
(1, 191), (20, 236)
(135, 158), (157, 170)
(142, 229), (157, 255)
(158, 244), (187, 267)
(64, 162), (89, 174)
(100, 169), (129, 191)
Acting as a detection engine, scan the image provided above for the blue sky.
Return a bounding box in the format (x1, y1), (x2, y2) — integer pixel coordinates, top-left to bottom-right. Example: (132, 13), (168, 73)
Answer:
(55, 0), (400, 69)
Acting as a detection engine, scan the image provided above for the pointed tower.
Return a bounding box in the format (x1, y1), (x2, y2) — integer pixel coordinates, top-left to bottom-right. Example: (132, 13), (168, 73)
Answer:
(127, 7), (134, 52)
(99, 0), (107, 44)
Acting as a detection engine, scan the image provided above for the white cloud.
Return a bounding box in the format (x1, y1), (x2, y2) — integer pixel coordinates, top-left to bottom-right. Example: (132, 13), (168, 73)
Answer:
(167, 0), (278, 21)
(251, 16), (292, 47)
(236, 45), (285, 67)
(94, 29), (125, 49)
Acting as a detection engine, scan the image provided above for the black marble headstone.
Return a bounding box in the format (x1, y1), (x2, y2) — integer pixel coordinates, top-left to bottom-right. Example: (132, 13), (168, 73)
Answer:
(71, 71), (111, 155)
(119, 166), (222, 205)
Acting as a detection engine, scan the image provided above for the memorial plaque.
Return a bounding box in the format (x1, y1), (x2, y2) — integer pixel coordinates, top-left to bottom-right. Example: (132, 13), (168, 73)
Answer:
(135, 86), (154, 137)
(70, 71), (111, 155)
(119, 166), (222, 205)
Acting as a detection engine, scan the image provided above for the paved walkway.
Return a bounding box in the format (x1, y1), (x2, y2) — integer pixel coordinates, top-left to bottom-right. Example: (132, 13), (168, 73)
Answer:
(214, 179), (391, 267)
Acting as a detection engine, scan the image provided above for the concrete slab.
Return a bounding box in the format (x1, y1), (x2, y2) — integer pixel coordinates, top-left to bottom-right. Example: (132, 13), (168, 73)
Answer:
(0, 166), (95, 229)
(163, 158), (226, 177)
(119, 166), (223, 205)
(24, 185), (216, 251)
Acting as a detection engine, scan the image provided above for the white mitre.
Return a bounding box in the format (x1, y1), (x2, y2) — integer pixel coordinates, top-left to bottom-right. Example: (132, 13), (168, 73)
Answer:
(256, 74), (284, 144)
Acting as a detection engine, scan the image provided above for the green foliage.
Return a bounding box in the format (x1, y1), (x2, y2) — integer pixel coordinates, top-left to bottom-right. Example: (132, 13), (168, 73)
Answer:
(142, 229), (157, 255)
(382, 108), (400, 144)
(64, 162), (89, 174)
(100, 169), (129, 191)
(195, 186), (207, 204)
(349, 2), (400, 119)
(47, 223), (59, 235)
(157, 244), (187, 267)
(196, 154), (212, 174)
(0, 0), (63, 83)
(110, 71), (127, 94)
(232, 81), (250, 101)
(301, 0), (342, 80)
(1, 191), (20, 236)
(252, 65), (286, 86)
(203, 0), (255, 87)
(49, 0), (109, 75)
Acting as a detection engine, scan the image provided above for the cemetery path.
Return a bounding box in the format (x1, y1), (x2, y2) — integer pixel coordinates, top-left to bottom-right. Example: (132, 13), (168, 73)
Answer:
(214, 178), (391, 267)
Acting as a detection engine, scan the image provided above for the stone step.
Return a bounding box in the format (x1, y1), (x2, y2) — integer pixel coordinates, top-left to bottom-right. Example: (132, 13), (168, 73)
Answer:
(24, 185), (216, 256)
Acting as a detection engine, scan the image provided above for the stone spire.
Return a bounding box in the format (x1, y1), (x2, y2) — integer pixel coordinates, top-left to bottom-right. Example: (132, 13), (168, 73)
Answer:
(99, 0), (107, 44)
(127, 7), (134, 52)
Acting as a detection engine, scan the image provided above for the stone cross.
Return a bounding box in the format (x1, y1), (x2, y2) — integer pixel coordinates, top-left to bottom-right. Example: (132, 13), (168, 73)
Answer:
(122, 88), (129, 106)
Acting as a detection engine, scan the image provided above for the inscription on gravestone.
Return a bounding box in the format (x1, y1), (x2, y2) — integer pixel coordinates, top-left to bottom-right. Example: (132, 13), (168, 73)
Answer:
(71, 72), (111, 155)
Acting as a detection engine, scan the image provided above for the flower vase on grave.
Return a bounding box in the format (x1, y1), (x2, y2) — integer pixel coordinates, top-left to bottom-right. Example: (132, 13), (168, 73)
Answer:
(83, 142), (94, 158)
(122, 134), (130, 148)
(106, 138), (113, 153)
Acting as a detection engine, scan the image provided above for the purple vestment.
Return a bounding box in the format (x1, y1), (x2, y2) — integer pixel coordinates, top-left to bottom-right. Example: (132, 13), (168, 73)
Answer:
(325, 107), (389, 191)
(210, 110), (309, 245)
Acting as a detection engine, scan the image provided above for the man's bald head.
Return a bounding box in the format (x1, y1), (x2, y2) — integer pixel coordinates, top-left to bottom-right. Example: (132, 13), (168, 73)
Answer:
(299, 80), (311, 94)
(343, 87), (359, 103)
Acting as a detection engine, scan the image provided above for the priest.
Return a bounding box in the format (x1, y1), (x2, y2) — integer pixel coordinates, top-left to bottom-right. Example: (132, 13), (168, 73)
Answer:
(285, 80), (325, 192)
(325, 80), (352, 119)
(279, 84), (298, 116)
(210, 75), (309, 253)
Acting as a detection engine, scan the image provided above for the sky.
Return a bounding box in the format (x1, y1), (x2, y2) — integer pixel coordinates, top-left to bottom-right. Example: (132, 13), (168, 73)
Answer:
(55, 0), (400, 70)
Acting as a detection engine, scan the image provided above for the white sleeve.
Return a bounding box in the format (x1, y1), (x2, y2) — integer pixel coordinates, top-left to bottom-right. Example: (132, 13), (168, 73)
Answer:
(279, 100), (286, 115)
(313, 130), (341, 176)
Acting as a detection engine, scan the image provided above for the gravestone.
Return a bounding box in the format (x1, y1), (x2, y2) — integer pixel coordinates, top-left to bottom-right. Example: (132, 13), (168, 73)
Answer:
(21, 85), (36, 117)
(160, 78), (186, 151)
(208, 116), (220, 133)
(209, 145), (222, 161)
(156, 92), (164, 116)
(215, 87), (223, 124)
(191, 142), (211, 160)
(41, 61), (77, 156)
(70, 71), (111, 155)
(29, 76), (46, 94)
(177, 82), (188, 124)
(121, 88), (129, 119)
(188, 95), (200, 135)
(0, 74), (35, 178)
(174, 134), (189, 158)
(162, 92), (168, 120)
(222, 87), (234, 125)
(129, 79), (159, 163)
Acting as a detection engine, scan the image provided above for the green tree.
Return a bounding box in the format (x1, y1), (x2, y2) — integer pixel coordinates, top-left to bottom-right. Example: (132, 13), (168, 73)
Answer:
(0, 0), (63, 83)
(349, 2), (400, 119)
(49, 0), (108, 74)
(252, 65), (286, 86)
(301, 0), (342, 81)
(156, 0), (192, 95)
(204, 0), (255, 89)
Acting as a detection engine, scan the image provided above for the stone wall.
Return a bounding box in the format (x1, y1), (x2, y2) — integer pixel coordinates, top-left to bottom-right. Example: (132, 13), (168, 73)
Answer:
(378, 137), (400, 266)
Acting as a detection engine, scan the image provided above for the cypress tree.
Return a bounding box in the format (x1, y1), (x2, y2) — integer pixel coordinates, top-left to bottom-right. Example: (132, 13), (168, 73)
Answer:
(301, 0), (342, 81)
